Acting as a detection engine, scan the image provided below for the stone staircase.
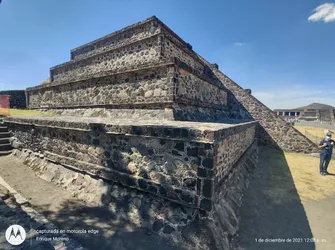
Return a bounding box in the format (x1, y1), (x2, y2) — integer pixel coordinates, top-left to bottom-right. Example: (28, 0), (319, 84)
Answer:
(0, 120), (12, 156)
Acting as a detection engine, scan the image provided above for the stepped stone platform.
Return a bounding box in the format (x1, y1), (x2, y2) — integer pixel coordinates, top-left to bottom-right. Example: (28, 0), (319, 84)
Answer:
(25, 16), (233, 123)
(0, 121), (12, 156)
(5, 114), (258, 249)
(6, 116), (258, 249)
(5, 116), (257, 212)
(3, 15), (319, 249)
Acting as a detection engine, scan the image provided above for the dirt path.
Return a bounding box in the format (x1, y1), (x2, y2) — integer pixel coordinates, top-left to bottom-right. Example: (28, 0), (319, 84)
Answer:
(235, 147), (335, 250)
(0, 155), (178, 250)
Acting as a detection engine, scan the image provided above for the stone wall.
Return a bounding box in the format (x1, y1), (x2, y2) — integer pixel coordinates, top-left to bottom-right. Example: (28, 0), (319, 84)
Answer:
(0, 90), (26, 109)
(210, 140), (258, 249)
(42, 105), (231, 122)
(172, 104), (230, 122)
(70, 17), (161, 61)
(163, 37), (204, 74)
(51, 36), (161, 83)
(27, 58), (233, 122)
(43, 108), (168, 120)
(11, 140), (258, 249)
(5, 116), (257, 212)
(176, 68), (228, 108)
(214, 127), (255, 188)
(28, 65), (174, 109)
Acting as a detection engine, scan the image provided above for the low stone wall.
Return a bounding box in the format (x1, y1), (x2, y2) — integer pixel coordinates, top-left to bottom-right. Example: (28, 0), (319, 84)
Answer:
(28, 65), (174, 109)
(42, 108), (168, 120)
(0, 90), (26, 109)
(70, 16), (161, 61)
(9, 126), (258, 250)
(163, 36), (204, 74)
(214, 126), (255, 187)
(172, 104), (230, 122)
(51, 36), (161, 84)
(41, 104), (231, 122)
(5, 116), (257, 212)
(210, 140), (258, 249)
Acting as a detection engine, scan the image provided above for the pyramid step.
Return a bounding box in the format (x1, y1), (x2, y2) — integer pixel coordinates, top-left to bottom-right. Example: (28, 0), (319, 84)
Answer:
(0, 143), (11, 151)
(0, 150), (12, 156)
(0, 126), (8, 133)
(0, 132), (10, 139)
(0, 138), (10, 144)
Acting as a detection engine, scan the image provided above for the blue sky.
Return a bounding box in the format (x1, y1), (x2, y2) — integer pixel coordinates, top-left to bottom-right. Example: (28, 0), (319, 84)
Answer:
(0, 0), (334, 109)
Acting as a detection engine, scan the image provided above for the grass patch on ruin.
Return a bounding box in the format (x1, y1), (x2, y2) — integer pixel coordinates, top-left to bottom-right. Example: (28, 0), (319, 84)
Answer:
(1, 109), (56, 117)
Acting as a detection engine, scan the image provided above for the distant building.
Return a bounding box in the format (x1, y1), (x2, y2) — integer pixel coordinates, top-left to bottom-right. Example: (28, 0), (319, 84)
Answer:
(274, 103), (335, 122)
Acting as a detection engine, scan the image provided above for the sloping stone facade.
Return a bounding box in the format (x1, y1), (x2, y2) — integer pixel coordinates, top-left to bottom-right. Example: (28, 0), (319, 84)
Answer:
(207, 69), (319, 153)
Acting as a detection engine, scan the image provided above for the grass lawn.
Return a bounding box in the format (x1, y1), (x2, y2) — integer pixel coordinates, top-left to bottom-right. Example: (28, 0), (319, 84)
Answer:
(0, 108), (56, 117)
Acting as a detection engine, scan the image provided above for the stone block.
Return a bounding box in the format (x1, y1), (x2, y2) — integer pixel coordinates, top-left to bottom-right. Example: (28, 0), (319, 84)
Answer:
(0, 185), (9, 200)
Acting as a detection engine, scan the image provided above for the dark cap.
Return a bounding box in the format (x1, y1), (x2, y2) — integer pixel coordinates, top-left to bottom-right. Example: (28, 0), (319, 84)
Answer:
(326, 132), (332, 137)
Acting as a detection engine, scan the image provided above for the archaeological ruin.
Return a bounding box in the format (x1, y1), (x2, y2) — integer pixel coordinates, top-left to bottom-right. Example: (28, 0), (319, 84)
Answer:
(3, 16), (320, 249)
(274, 103), (335, 122)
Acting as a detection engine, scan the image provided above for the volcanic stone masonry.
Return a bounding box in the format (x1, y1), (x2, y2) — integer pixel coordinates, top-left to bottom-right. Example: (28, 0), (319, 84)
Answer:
(24, 16), (318, 152)
(3, 16), (319, 249)
(6, 115), (258, 249)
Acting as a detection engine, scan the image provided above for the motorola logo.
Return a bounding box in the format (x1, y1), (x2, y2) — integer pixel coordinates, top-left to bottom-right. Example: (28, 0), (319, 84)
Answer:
(5, 225), (26, 245)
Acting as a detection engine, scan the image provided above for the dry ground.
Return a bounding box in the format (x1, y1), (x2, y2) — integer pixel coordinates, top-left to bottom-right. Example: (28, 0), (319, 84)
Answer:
(236, 146), (335, 250)
(272, 150), (335, 202)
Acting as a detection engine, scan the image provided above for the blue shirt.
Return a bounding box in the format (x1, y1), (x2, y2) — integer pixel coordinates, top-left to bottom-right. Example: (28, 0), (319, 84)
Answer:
(319, 139), (334, 155)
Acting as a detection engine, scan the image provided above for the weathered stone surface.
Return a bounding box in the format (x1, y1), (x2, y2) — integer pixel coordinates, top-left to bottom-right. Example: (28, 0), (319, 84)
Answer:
(152, 219), (164, 232)
(6, 117), (257, 212)
(0, 184), (9, 200)
(29, 66), (173, 109)
(9, 125), (258, 250)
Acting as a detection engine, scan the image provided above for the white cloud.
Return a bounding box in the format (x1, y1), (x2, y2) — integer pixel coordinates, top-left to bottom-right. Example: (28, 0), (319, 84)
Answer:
(308, 3), (335, 23)
(233, 42), (245, 46)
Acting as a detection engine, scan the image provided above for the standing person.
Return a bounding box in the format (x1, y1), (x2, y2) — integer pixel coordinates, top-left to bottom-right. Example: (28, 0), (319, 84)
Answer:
(319, 132), (334, 175)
